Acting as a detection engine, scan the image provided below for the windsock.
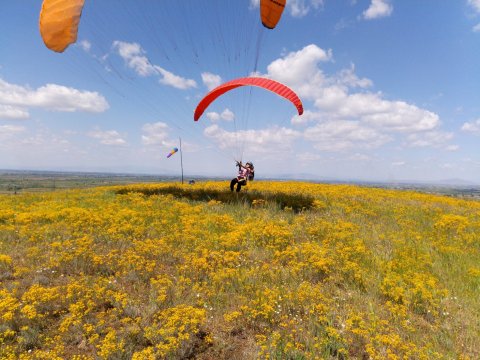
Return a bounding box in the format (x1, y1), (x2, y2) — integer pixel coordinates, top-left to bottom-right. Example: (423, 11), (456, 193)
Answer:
(166, 147), (178, 158)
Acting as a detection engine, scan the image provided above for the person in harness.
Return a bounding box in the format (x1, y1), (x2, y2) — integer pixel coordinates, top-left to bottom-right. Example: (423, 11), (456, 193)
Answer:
(230, 161), (254, 192)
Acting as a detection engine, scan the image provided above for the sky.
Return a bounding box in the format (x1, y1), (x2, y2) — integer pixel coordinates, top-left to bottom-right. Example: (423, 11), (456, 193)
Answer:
(1, 0), (480, 183)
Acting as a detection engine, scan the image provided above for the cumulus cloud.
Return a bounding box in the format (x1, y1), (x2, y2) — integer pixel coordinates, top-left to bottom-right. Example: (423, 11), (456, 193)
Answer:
(206, 108), (235, 122)
(446, 145), (459, 151)
(77, 40), (91, 52)
(0, 78), (109, 116)
(304, 120), (392, 151)
(204, 124), (301, 153)
(286, 0), (324, 18)
(296, 152), (323, 162)
(88, 128), (127, 146)
(469, 0), (480, 31)
(461, 118), (480, 134)
(267, 44), (332, 92)
(360, 100), (439, 132)
(362, 0), (393, 20)
(250, 0), (260, 8)
(20, 133), (69, 147)
(348, 153), (371, 161)
(334, 65), (373, 89)
(0, 124), (25, 139)
(0, 105), (29, 120)
(291, 109), (323, 125)
(112, 41), (156, 76)
(201, 72), (222, 90)
(263, 44), (444, 151)
(406, 131), (453, 148)
(141, 122), (170, 146)
(155, 67), (197, 90)
(113, 41), (197, 90)
(468, 0), (480, 13)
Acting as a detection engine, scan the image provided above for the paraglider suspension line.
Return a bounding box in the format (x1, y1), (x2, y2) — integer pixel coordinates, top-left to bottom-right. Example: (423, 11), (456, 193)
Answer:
(179, 137), (184, 185)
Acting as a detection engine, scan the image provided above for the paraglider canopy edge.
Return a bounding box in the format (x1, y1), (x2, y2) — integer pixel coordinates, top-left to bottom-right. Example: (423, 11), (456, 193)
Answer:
(262, 22), (275, 30)
(194, 76), (303, 121)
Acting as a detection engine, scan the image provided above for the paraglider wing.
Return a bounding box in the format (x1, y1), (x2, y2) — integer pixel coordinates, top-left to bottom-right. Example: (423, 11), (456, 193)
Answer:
(194, 77), (303, 121)
(39, 0), (86, 53)
(166, 147), (179, 158)
(260, 0), (286, 29)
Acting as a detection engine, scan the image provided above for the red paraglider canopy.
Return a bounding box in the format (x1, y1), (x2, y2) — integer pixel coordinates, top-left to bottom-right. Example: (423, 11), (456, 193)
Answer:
(194, 77), (303, 121)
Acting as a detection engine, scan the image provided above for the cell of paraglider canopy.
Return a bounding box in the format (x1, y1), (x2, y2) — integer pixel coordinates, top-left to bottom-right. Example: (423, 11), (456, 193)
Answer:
(39, 0), (85, 52)
(194, 77), (303, 121)
(260, 0), (286, 29)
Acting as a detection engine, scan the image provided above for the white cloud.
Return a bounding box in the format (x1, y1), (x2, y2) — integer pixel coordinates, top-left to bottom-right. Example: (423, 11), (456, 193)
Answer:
(201, 72), (222, 90)
(468, 0), (480, 31)
(288, 0), (324, 18)
(289, 0), (310, 18)
(406, 131), (453, 148)
(296, 152), (323, 162)
(77, 40), (91, 52)
(348, 153), (371, 161)
(267, 45), (332, 92)
(313, 90), (439, 132)
(206, 112), (221, 121)
(360, 100), (439, 132)
(155, 67), (197, 90)
(291, 109), (323, 125)
(362, 0), (393, 20)
(461, 119), (480, 134)
(334, 18), (353, 32)
(30, 84), (109, 112)
(391, 161), (406, 166)
(206, 108), (235, 122)
(446, 145), (459, 151)
(0, 125), (25, 139)
(304, 120), (392, 151)
(468, 0), (480, 13)
(263, 44), (443, 151)
(113, 41), (197, 89)
(112, 41), (156, 76)
(0, 105), (29, 120)
(141, 122), (170, 145)
(20, 133), (69, 147)
(334, 65), (373, 89)
(204, 124), (301, 153)
(0, 78), (109, 114)
(88, 128), (127, 146)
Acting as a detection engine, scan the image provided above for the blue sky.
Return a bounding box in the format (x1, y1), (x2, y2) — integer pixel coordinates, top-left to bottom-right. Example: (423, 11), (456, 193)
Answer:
(1, 0), (479, 183)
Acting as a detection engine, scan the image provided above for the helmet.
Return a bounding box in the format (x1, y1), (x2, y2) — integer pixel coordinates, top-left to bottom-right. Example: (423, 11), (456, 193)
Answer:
(246, 162), (253, 168)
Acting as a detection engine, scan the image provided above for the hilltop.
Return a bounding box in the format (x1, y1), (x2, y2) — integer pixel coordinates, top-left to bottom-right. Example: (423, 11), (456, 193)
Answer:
(0, 181), (479, 358)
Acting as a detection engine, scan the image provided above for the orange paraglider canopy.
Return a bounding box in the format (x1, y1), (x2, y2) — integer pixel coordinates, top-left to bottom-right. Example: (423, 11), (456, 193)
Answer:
(260, 0), (286, 29)
(39, 0), (85, 52)
(194, 77), (303, 121)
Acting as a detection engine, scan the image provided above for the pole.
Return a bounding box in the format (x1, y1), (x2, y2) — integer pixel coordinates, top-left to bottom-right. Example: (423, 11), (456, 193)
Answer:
(179, 137), (184, 185)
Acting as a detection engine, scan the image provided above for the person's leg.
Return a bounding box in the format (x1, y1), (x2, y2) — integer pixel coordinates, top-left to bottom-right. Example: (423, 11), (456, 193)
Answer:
(230, 178), (237, 191)
(236, 179), (246, 192)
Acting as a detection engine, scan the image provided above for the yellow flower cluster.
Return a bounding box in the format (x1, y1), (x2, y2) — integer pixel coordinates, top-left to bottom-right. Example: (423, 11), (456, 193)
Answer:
(0, 181), (478, 358)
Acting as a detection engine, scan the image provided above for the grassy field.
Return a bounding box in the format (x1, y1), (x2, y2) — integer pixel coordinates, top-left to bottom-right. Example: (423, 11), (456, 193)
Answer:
(0, 171), (179, 194)
(0, 180), (479, 359)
